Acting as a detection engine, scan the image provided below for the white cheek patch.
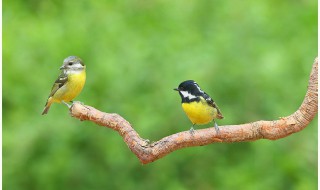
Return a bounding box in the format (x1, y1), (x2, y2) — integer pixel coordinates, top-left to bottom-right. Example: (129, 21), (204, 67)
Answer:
(65, 69), (83, 74)
(180, 91), (197, 100)
(74, 64), (84, 69)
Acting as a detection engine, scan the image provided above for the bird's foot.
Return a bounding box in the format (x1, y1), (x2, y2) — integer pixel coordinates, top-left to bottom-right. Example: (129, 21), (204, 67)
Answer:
(189, 127), (195, 135)
(71, 101), (84, 105)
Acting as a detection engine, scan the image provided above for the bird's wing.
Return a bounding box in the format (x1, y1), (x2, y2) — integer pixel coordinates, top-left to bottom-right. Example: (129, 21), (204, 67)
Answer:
(203, 93), (224, 119)
(48, 73), (68, 97)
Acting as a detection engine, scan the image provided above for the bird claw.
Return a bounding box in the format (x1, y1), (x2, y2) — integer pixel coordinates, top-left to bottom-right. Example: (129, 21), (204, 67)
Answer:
(189, 127), (195, 134)
(71, 101), (84, 105)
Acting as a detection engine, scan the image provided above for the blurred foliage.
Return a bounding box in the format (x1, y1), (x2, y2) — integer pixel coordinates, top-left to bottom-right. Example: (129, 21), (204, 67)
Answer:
(3, 0), (317, 190)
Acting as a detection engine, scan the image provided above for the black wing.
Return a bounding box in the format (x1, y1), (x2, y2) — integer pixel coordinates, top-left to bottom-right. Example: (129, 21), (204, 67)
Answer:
(203, 92), (224, 119)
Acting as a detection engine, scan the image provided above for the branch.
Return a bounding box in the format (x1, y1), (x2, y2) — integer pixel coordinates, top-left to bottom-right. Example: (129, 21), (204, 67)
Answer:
(70, 57), (318, 164)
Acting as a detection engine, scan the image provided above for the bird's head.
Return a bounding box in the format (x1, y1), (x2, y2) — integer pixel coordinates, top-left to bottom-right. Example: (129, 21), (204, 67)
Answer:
(60, 56), (85, 71)
(174, 80), (204, 101)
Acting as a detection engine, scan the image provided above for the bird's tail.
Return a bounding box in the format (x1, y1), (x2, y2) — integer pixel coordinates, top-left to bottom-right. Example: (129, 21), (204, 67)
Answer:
(42, 99), (52, 115)
(217, 113), (224, 119)
(217, 110), (224, 119)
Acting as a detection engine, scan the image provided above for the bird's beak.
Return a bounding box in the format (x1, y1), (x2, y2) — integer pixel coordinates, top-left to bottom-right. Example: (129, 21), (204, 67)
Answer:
(173, 88), (180, 91)
(59, 66), (65, 70)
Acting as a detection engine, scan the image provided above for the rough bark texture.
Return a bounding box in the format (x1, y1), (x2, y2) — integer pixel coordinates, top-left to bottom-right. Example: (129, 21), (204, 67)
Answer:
(70, 57), (318, 164)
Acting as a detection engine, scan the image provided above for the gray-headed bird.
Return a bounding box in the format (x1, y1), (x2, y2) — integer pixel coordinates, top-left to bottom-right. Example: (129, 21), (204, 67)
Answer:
(42, 56), (86, 115)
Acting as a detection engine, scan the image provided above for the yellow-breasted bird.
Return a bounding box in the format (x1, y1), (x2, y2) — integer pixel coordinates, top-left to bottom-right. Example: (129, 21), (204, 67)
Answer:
(42, 56), (86, 115)
(174, 80), (223, 133)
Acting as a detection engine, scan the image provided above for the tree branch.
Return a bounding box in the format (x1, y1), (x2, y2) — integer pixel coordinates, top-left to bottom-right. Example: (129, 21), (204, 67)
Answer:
(70, 57), (318, 164)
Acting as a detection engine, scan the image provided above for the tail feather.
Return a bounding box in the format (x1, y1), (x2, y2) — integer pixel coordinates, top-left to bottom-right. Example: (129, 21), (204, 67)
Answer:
(42, 105), (51, 115)
(217, 110), (224, 119)
(42, 99), (52, 115)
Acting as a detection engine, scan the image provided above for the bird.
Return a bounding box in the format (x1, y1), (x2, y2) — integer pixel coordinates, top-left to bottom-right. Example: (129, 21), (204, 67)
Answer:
(42, 56), (86, 115)
(174, 80), (223, 133)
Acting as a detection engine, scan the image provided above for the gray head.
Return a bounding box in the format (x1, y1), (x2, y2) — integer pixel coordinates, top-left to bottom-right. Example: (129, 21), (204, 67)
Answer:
(60, 56), (85, 71)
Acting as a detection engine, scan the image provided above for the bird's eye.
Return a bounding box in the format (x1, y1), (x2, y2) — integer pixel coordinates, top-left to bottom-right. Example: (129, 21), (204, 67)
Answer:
(68, 62), (73, 65)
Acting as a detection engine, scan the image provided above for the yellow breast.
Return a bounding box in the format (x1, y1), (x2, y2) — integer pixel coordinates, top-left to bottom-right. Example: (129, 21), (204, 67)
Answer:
(181, 98), (217, 125)
(53, 69), (86, 102)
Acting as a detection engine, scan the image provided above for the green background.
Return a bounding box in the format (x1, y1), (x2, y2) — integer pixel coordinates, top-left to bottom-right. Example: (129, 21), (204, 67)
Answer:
(3, 1), (317, 190)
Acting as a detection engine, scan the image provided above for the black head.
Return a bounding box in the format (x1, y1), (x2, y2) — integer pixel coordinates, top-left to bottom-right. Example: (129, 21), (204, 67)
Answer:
(174, 80), (204, 102)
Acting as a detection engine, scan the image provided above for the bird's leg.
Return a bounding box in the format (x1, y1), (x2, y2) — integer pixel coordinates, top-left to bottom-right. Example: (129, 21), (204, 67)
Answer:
(62, 100), (72, 108)
(189, 124), (195, 134)
(213, 120), (220, 134)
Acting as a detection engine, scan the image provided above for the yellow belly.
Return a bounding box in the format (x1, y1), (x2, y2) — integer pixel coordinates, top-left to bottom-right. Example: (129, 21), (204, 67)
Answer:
(181, 100), (217, 125)
(53, 70), (86, 102)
